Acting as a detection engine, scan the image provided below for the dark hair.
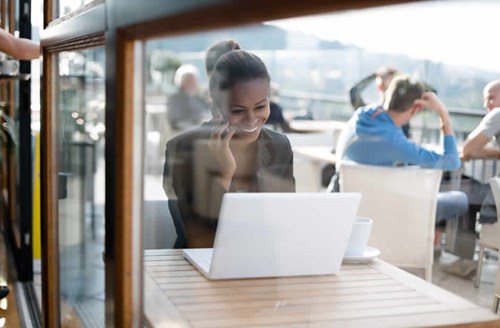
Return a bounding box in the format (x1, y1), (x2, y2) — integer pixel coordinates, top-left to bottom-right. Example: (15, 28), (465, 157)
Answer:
(209, 50), (270, 109)
(384, 75), (425, 113)
(205, 39), (241, 76)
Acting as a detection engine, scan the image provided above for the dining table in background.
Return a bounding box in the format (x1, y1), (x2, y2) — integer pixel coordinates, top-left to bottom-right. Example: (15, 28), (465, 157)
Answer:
(288, 119), (346, 134)
(292, 145), (336, 192)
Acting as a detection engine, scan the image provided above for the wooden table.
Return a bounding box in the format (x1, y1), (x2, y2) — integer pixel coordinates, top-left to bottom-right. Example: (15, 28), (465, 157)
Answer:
(144, 249), (500, 328)
(293, 146), (337, 165)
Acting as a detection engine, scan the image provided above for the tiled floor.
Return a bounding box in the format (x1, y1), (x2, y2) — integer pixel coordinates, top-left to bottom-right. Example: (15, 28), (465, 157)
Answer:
(402, 249), (498, 312)
(434, 250), (498, 309)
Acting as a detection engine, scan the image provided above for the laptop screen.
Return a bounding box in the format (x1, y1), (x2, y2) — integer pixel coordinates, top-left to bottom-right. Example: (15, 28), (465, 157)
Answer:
(185, 192), (361, 279)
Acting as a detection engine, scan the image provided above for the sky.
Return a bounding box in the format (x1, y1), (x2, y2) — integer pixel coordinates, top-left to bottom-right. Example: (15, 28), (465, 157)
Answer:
(268, 0), (500, 73)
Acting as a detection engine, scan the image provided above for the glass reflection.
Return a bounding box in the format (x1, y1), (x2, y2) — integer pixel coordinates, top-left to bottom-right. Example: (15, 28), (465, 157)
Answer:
(57, 48), (105, 326)
(143, 2), (499, 323)
(145, 26), (490, 214)
(58, 0), (97, 18)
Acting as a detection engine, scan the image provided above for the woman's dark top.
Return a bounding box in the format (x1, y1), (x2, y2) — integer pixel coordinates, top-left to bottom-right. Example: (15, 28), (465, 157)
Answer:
(163, 122), (295, 247)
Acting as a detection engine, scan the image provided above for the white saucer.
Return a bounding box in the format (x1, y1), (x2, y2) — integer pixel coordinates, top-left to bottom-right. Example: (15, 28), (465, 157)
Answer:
(343, 246), (381, 264)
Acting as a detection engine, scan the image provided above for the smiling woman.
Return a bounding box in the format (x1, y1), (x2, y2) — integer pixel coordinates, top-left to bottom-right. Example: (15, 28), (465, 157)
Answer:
(209, 50), (272, 144)
(161, 48), (295, 248)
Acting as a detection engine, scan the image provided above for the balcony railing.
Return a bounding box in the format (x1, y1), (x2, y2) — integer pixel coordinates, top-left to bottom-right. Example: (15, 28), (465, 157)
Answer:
(279, 89), (498, 183)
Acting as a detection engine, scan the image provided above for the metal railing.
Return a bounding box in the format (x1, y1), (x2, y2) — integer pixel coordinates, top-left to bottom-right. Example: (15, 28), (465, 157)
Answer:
(279, 89), (498, 182)
(280, 89), (484, 137)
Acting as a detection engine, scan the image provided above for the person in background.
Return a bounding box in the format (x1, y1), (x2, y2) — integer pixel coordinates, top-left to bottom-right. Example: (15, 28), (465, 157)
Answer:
(0, 28), (39, 301)
(350, 66), (398, 111)
(163, 50), (295, 248)
(349, 66), (436, 138)
(349, 66), (412, 137)
(461, 80), (500, 225)
(331, 74), (467, 227)
(266, 82), (291, 132)
(166, 64), (210, 130)
(339, 75), (459, 170)
(461, 80), (500, 160)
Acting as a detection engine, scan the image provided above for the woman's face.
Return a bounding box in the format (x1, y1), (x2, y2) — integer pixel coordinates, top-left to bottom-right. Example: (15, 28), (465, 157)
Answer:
(221, 78), (270, 143)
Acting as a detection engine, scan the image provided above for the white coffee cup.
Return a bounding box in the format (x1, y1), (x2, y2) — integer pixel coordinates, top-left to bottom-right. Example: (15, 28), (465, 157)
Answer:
(344, 217), (373, 257)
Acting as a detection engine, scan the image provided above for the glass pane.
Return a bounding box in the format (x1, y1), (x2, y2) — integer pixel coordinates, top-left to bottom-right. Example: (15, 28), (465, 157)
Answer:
(31, 0), (43, 311)
(57, 48), (105, 326)
(58, 0), (98, 18)
(142, 1), (499, 325)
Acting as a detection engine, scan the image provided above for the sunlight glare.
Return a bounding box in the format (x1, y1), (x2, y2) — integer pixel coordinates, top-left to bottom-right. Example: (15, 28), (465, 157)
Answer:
(268, 0), (500, 73)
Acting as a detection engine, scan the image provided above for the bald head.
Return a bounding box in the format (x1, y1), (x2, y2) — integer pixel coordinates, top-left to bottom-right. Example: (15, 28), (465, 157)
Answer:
(483, 79), (500, 111)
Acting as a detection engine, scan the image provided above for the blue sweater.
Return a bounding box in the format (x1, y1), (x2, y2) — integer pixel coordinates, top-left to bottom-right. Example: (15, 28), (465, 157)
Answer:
(336, 105), (461, 170)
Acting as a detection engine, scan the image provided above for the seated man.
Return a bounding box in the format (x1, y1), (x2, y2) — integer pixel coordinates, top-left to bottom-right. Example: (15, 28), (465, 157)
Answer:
(167, 64), (210, 130)
(462, 79), (500, 160)
(266, 83), (291, 132)
(461, 80), (500, 224)
(349, 66), (437, 138)
(331, 74), (467, 226)
(349, 66), (397, 111)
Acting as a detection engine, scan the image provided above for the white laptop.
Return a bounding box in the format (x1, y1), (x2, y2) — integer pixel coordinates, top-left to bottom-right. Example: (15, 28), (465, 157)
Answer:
(183, 192), (361, 280)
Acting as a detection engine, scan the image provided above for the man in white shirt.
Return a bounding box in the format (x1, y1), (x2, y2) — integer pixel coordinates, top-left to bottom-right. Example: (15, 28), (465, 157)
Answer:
(462, 80), (500, 160)
(461, 80), (500, 227)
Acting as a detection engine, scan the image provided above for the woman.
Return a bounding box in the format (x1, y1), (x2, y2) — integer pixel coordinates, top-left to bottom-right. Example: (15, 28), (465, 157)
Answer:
(163, 50), (295, 248)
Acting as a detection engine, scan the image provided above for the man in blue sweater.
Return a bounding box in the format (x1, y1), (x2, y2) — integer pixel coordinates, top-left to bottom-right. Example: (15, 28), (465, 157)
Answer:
(332, 75), (467, 225)
(338, 75), (460, 170)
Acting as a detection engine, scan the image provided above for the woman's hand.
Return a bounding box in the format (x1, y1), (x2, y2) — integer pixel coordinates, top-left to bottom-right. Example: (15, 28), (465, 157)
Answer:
(208, 122), (236, 190)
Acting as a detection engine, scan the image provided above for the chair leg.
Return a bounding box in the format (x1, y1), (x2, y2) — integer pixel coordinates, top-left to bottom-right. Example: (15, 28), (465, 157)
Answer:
(475, 245), (485, 288)
(493, 294), (500, 314)
(424, 265), (432, 282)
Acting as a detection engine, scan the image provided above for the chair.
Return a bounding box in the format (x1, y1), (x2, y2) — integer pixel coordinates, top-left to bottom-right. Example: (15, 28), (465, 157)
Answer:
(340, 163), (442, 281)
(474, 177), (500, 294)
(143, 200), (178, 249)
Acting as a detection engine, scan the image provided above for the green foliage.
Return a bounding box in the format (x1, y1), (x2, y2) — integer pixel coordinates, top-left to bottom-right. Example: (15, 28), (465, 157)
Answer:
(155, 56), (182, 74)
(147, 52), (182, 85)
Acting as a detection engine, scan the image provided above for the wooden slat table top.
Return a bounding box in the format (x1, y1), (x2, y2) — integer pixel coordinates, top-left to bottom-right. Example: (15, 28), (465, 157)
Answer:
(144, 249), (500, 328)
